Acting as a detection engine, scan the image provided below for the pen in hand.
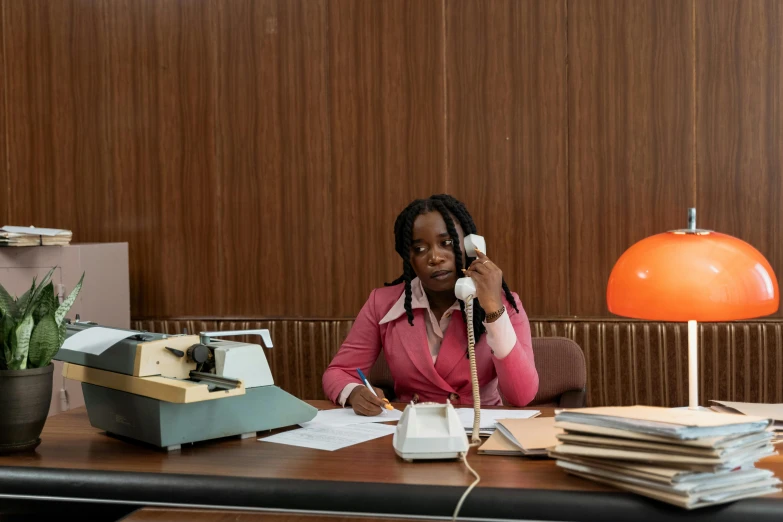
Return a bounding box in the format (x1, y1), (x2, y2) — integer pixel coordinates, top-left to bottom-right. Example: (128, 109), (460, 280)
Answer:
(356, 368), (394, 412)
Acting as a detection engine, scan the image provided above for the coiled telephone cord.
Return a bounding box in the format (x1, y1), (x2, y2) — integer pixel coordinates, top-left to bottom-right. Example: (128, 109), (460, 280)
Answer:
(452, 296), (481, 521)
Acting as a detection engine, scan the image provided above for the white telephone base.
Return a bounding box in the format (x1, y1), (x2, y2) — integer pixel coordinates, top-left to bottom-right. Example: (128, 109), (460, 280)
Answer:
(393, 401), (469, 461)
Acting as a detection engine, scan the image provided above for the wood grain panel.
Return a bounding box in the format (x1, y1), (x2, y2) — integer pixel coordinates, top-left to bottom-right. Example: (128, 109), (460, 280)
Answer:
(696, 0), (783, 318)
(328, 0), (446, 315)
(7, 0), (782, 322)
(217, 0), (332, 317)
(446, 0), (567, 317)
(108, 0), (220, 318)
(5, 0), (221, 318)
(0, 0), (6, 226)
(568, 0), (695, 316)
(135, 317), (783, 407)
(4, 0), (104, 233)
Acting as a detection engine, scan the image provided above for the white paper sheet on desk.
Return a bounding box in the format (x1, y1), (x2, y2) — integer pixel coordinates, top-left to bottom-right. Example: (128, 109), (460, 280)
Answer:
(259, 424), (396, 451)
(300, 407), (402, 429)
(456, 408), (540, 431)
(61, 327), (138, 356)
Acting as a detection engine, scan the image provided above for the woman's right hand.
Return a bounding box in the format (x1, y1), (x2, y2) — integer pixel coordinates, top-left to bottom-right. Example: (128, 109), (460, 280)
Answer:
(348, 386), (386, 416)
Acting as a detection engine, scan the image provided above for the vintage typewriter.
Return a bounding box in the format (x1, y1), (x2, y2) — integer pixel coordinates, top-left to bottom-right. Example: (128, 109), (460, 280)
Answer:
(55, 322), (316, 450)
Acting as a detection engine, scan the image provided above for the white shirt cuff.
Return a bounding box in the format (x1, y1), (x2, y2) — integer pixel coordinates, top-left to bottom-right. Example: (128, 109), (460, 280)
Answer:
(484, 310), (516, 359)
(338, 383), (362, 407)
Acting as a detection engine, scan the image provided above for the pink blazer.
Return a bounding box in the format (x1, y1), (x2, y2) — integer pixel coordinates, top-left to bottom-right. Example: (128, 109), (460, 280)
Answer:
(323, 283), (539, 407)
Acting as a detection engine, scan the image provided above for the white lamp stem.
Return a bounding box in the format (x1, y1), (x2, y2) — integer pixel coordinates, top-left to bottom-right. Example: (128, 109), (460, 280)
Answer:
(688, 320), (699, 409)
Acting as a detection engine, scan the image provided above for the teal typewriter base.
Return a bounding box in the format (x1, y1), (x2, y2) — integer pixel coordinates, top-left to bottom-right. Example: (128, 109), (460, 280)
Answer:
(81, 383), (317, 450)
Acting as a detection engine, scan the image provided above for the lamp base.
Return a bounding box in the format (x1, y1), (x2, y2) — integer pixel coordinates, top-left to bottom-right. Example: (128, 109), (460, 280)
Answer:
(673, 405), (714, 412)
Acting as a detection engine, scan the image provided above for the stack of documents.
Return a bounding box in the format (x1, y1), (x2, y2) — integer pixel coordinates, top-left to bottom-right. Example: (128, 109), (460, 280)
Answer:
(0, 226), (72, 247)
(479, 417), (560, 456)
(455, 408), (540, 436)
(549, 406), (781, 509)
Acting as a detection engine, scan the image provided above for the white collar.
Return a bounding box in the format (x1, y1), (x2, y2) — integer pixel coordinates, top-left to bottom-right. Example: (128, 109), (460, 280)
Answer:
(379, 277), (460, 325)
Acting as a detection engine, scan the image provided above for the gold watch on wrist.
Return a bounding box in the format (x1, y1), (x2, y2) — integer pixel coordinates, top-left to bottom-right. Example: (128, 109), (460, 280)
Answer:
(485, 305), (506, 323)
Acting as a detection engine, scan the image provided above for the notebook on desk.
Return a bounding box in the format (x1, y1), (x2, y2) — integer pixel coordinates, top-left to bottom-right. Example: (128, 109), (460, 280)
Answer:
(479, 417), (559, 456)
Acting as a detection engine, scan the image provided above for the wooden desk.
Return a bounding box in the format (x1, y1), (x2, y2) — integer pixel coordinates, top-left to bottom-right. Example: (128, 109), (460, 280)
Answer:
(0, 401), (781, 522)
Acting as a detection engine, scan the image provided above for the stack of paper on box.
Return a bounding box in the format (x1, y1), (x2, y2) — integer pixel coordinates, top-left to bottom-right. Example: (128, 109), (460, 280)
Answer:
(479, 417), (560, 456)
(550, 406), (781, 509)
(0, 226), (72, 247)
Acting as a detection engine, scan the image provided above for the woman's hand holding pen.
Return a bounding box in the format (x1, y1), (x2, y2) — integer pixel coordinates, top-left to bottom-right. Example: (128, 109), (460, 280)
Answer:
(463, 248), (504, 316)
(348, 386), (387, 416)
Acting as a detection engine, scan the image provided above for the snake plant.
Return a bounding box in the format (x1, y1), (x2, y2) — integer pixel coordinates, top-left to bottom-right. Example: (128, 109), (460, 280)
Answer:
(0, 268), (83, 370)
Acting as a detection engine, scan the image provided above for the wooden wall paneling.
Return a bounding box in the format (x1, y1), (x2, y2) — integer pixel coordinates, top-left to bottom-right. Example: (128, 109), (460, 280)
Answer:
(5, 0), (221, 318)
(699, 322), (783, 405)
(568, 0), (695, 316)
(0, 0), (6, 225)
(104, 0), (221, 318)
(227, 319), (353, 400)
(445, 0), (568, 317)
(4, 0), (105, 236)
(696, 0), (783, 318)
(8, 0), (783, 324)
(217, 0), (333, 318)
(134, 317), (783, 407)
(328, 0), (446, 316)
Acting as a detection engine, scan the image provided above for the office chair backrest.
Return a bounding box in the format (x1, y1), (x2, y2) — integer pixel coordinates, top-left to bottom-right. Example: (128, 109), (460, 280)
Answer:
(529, 337), (586, 408)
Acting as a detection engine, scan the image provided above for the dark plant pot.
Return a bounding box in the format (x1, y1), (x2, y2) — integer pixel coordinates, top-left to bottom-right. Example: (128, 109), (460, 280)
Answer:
(0, 364), (53, 454)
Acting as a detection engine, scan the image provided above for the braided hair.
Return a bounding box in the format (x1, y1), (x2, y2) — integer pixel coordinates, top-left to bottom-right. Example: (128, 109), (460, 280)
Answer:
(386, 194), (519, 342)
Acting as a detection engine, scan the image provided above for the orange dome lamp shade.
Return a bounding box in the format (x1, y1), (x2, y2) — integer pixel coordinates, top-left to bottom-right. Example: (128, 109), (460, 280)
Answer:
(607, 208), (779, 409)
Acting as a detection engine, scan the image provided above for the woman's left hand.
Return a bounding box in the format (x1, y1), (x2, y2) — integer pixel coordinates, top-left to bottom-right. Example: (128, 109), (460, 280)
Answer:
(463, 248), (504, 314)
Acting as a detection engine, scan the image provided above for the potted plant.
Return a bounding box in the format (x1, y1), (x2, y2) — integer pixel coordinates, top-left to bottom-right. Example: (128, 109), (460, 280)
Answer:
(0, 268), (83, 453)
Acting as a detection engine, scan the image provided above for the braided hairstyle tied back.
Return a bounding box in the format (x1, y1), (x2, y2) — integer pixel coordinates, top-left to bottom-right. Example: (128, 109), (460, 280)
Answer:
(386, 194), (519, 342)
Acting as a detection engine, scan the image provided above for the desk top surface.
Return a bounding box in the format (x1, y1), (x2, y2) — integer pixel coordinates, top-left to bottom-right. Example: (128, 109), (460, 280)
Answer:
(1, 402), (606, 491)
(1, 401), (782, 521)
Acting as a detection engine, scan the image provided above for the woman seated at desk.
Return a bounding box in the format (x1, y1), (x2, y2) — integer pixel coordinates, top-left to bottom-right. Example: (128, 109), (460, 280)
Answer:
(323, 194), (539, 415)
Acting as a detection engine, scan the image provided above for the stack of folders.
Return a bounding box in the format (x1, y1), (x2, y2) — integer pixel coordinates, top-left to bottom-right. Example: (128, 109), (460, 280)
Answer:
(0, 226), (72, 247)
(549, 406), (781, 509)
(479, 417), (560, 456)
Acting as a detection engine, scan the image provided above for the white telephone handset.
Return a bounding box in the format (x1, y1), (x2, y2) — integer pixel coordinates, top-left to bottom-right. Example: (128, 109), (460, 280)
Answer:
(393, 234), (485, 461)
(454, 234), (485, 301)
